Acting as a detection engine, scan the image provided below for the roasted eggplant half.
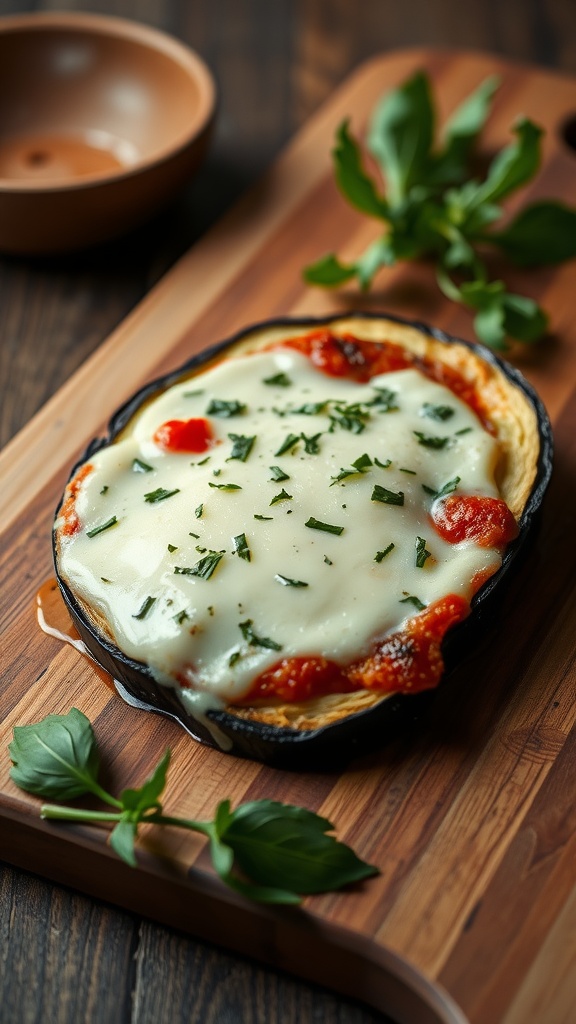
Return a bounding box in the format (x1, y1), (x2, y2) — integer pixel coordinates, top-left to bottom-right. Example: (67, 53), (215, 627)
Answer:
(54, 313), (553, 767)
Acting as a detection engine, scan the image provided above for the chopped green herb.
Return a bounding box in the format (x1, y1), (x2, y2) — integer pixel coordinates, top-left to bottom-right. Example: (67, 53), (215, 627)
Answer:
(208, 482), (242, 491)
(196, 456), (210, 466)
(174, 552), (224, 580)
(133, 596), (156, 620)
(213, 468), (221, 477)
(183, 388), (204, 398)
(270, 488), (292, 505)
(375, 457), (392, 469)
(374, 543), (395, 562)
(132, 458), (153, 473)
(206, 399), (246, 417)
(269, 465), (290, 482)
(331, 452), (373, 485)
(369, 388), (399, 412)
(399, 467), (417, 475)
(415, 536), (431, 568)
(274, 575), (309, 588)
(263, 372), (292, 387)
(305, 518), (344, 536)
(324, 556), (333, 565)
(291, 401), (327, 415)
(233, 533), (251, 562)
(455, 426), (473, 436)
(275, 433), (300, 456)
(173, 609), (189, 625)
(229, 650), (242, 667)
(144, 488), (180, 503)
(421, 403), (455, 421)
(413, 431), (451, 450)
(167, 543), (178, 553)
(329, 412), (366, 434)
(239, 620), (282, 651)
(371, 485), (404, 506)
(100, 485), (109, 495)
(189, 532), (200, 539)
(86, 516), (118, 538)
(422, 476), (461, 500)
(100, 577), (112, 584)
(254, 514), (273, 521)
(195, 504), (204, 518)
(301, 432), (322, 454)
(196, 545), (207, 554)
(227, 433), (256, 462)
(400, 595), (426, 611)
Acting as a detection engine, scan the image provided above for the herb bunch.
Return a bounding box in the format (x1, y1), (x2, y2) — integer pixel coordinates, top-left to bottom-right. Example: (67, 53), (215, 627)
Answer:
(304, 71), (576, 349)
(9, 708), (377, 904)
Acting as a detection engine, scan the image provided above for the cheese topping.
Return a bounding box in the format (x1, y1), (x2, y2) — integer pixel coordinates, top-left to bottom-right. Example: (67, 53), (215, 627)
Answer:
(57, 347), (504, 702)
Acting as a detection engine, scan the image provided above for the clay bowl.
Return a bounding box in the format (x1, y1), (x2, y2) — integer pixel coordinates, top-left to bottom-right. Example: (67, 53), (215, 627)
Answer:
(0, 12), (216, 254)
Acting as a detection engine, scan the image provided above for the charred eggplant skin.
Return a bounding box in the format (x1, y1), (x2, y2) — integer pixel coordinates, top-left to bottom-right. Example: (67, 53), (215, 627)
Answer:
(53, 312), (553, 768)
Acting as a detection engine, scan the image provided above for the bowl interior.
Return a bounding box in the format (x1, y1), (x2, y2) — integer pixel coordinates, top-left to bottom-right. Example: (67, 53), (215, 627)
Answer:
(0, 19), (211, 184)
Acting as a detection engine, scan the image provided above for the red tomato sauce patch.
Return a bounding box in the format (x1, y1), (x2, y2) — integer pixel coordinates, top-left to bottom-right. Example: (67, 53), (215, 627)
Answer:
(154, 417), (213, 454)
(432, 495), (519, 548)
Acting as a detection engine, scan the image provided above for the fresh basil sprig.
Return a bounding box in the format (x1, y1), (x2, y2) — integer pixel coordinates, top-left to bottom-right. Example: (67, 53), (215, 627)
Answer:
(303, 70), (576, 349)
(9, 709), (377, 903)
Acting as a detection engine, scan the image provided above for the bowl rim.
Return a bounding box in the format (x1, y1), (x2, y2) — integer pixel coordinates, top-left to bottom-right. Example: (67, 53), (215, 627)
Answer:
(0, 11), (217, 194)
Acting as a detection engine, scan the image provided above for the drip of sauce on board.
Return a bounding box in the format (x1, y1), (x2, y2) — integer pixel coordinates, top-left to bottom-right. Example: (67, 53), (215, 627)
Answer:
(36, 579), (116, 691)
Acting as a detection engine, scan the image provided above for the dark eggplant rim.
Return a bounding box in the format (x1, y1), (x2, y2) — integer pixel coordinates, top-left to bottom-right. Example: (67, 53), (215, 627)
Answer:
(53, 311), (554, 757)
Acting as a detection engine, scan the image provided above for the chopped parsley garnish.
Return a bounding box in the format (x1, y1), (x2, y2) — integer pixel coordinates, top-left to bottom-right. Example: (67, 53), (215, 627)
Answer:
(229, 650), (242, 667)
(189, 532), (200, 539)
(86, 516), (118, 538)
(133, 596), (156, 620)
(270, 488), (292, 505)
(195, 504), (204, 518)
(455, 426), (473, 436)
(213, 468), (221, 477)
(254, 514), (273, 521)
(167, 543), (178, 552)
(301, 432), (322, 454)
(374, 543), (395, 562)
(375, 457), (392, 469)
(239, 619), (282, 651)
(324, 556), (333, 565)
(206, 398), (246, 417)
(132, 458), (153, 473)
(233, 533), (251, 562)
(100, 485), (109, 495)
(371, 485), (404, 506)
(400, 595), (426, 611)
(263, 372), (292, 387)
(100, 577), (112, 584)
(174, 552), (224, 580)
(208, 482), (242, 491)
(183, 388), (204, 398)
(274, 574), (309, 588)
(413, 431), (451, 450)
(369, 388), (399, 412)
(330, 453), (372, 486)
(144, 487), (180, 503)
(422, 476), (460, 500)
(269, 465), (290, 481)
(415, 536), (432, 568)
(275, 433), (300, 456)
(329, 412), (366, 434)
(196, 456), (210, 466)
(227, 433), (256, 462)
(291, 401), (327, 415)
(399, 467), (417, 475)
(305, 517), (344, 536)
(421, 402), (455, 421)
(173, 609), (190, 624)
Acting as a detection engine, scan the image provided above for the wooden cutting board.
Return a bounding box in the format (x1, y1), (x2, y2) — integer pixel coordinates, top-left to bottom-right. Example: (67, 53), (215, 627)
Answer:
(2, 50), (576, 1024)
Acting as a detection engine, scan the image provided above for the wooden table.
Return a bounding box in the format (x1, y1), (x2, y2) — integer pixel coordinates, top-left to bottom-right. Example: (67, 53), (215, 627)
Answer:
(1, 2), (575, 1022)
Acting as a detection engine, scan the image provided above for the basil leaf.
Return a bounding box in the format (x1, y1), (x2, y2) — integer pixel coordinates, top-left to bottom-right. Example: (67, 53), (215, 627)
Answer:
(367, 71), (434, 206)
(9, 708), (101, 801)
(303, 253), (356, 287)
(467, 117), (543, 210)
(227, 433), (256, 462)
(233, 533), (251, 562)
(217, 800), (378, 895)
(110, 816), (138, 868)
(489, 201), (576, 267)
(269, 465), (290, 482)
(333, 120), (390, 220)
(120, 751), (170, 816)
(431, 75), (499, 184)
(502, 293), (548, 343)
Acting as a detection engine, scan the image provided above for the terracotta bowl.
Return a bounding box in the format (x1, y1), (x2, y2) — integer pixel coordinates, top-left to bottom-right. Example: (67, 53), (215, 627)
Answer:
(0, 12), (216, 254)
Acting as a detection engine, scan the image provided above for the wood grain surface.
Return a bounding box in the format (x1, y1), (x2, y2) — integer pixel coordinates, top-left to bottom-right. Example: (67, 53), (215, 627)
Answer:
(2, 4), (576, 1024)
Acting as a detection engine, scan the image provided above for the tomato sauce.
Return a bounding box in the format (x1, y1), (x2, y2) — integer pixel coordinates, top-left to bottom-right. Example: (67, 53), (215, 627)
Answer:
(431, 495), (519, 548)
(154, 417), (213, 454)
(59, 463), (93, 536)
(276, 329), (492, 429)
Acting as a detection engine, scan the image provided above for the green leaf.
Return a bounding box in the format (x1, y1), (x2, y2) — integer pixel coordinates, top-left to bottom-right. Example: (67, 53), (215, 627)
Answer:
(502, 293), (548, 343)
(120, 751), (170, 816)
(489, 201), (576, 266)
(431, 75), (500, 184)
(367, 71), (434, 206)
(467, 117), (543, 209)
(217, 800), (378, 896)
(9, 708), (102, 801)
(333, 120), (390, 220)
(354, 236), (396, 289)
(303, 253), (356, 288)
(110, 816), (138, 867)
(473, 301), (507, 350)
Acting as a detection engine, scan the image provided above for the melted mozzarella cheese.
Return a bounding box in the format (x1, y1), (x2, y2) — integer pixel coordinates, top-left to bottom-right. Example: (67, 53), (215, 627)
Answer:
(57, 348), (502, 702)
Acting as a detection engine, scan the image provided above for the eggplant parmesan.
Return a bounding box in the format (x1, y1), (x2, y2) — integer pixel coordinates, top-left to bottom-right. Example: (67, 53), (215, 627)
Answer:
(54, 314), (551, 763)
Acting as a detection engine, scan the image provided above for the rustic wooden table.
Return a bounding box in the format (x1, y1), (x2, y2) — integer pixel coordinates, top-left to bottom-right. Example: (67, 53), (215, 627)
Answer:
(1, 2), (574, 1022)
